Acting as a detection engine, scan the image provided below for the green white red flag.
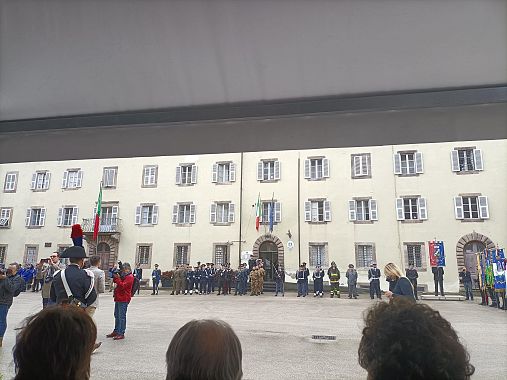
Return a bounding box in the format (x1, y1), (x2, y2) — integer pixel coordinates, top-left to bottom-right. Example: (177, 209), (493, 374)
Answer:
(255, 193), (262, 231)
(93, 184), (102, 240)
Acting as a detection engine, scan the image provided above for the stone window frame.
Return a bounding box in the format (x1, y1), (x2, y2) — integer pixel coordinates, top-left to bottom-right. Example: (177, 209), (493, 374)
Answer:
(3, 171), (18, 193)
(350, 153), (372, 179)
(136, 243), (153, 269)
(173, 243), (191, 267)
(308, 242), (329, 269)
(355, 242), (376, 270)
(23, 244), (39, 265)
(0, 207), (13, 229)
(0, 244), (7, 263)
(141, 165), (158, 188)
(213, 243), (230, 266)
(257, 158), (281, 183)
(102, 167), (118, 189)
(452, 146), (482, 175)
(403, 242), (427, 272)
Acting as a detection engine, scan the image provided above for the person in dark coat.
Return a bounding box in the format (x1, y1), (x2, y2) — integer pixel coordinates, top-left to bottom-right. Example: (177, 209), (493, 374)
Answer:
(0, 263), (25, 346)
(274, 264), (285, 297)
(312, 265), (325, 297)
(431, 266), (445, 296)
(384, 263), (416, 302)
(133, 264), (143, 295)
(346, 264), (358, 299)
(405, 265), (419, 300)
(296, 265), (307, 297)
(368, 262), (382, 299)
(459, 267), (474, 301)
(50, 246), (97, 308)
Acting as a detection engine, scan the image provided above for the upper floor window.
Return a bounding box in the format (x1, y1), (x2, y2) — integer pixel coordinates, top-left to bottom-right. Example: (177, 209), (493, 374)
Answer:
(4, 172), (18, 192)
(62, 169), (83, 189)
(135, 204), (159, 225)
(394, 152), (423, 175)
(31, 171), (51, 191)
(257, 160), (281, 181)
(57, 207), (79, 227)
(261, 201), (282, 224)
(351, 154), (371, 178)
(348, 199), (378, 222)
(173, 203), (196, 225)
(210, 202), (235, 224)
(451, 148), (483, 172)
(304, 200), (331, 223)
(212, 162), (236, 183)
(0, 208), (13, 228)
(454, 196), (489, 220)
(304, 158), (329, 180)
(102, 167), (118, 188)
(176, 164), (197, 185)
(94, 205), (119, 225)
(396, 197), (427, 221)
(25, 208), (46, 227)
(142, 166), (158, 187)
(355, 243), (375, 269)
(309, 243), (328, 268)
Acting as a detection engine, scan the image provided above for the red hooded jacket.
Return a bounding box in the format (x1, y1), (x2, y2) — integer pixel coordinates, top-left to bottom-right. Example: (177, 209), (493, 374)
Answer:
(113, 272), (134, 303)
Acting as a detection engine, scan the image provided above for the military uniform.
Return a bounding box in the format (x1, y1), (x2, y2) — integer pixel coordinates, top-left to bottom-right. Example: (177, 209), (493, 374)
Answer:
(313, 267), (325, 297)
(327, 263), (340, 298)
(257, 266), (265, 294)
(185, 267), (195, 294)
(199, 265), (208, 294)
(368, 265), (382, 299)
(250, 268), (259, 296)
(296, 268), (307, 297)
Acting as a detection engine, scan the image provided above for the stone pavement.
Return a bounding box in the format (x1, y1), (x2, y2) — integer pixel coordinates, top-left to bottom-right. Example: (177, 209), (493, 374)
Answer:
(0, 290), (506, 380)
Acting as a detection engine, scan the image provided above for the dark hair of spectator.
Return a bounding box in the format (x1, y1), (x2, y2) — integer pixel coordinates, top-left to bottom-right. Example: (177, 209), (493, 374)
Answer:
(358, 298), (475, 380)
(166, 319), (242, 380)
(89, 255), (101, 267)
(13, 306), (97, 380)
(69, 257), (83, 265)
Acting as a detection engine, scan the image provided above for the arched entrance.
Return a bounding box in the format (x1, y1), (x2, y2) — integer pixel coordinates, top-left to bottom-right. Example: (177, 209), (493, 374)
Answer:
(85, 235), (119, 271)
(97, 242), (111, 271)
(252, 234), (284, 282)
(456, 232), (495, 288)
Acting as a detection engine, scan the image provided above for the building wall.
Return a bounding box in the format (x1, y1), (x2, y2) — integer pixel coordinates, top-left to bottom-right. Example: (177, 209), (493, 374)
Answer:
(1, 139), (505, 292)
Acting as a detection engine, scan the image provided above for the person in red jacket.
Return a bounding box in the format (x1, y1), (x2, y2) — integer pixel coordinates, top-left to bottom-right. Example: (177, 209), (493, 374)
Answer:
(106, 262), (134, 340)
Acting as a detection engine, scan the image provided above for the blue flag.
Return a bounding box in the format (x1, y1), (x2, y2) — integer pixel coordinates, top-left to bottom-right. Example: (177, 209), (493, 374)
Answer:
(268, 202), (274, 233)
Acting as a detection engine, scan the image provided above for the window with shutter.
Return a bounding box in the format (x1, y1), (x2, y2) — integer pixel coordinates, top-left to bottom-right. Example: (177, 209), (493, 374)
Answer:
(324, 201), (331, 222)
(257, 162), (264, 181)
(140, 205), (154, 225)
(478, 196), (489, 219)
(462, 196), (479, 219)
(4, 172), (18, 192)
(191, 165), (198, 184)
(143, 166), (157, 187)
(348, 200), (357, 221)
(393, 154), (402, 175)
(304, 201), (312, 222)
(355, 244), (375, 269)
(228, 203), (235, 223)
(152, 206), (159, 224)
(396, 199), (404, 221)
(210, 203), (217, 223)
(62, 171), (68, 189)
(454, 197), (464, 219)
(61, 207), (75, 226)
(309, 244), (328, 268)
(135, 206), (142, 225)
(415, 152), (424, 174)
(0, 208), (12, 228)
(369, 199), (378, 221)
(229, 163), (236, 182)
(189, 204), (196, 224)
(274, 161), (281, 180)
(473, 149), (483, 171)
(172, 205), (178, 224)
(352, 154), (370, 178)
(274, 202), (281, 223)
(214, 203), (229, 224)
(417, 198), (427, 220)
(451, 150), (460, 172)
(356, 200), (369, 221)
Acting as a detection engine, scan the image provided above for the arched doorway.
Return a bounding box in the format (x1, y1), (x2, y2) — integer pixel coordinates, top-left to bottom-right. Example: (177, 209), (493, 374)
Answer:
(252, 234), (285, 283)
(456, 232), (495, 289)
(97, 242), (111, 271)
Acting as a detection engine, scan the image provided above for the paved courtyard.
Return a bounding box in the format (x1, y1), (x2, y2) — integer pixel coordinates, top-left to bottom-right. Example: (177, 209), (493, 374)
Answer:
(0, 290), (506, 380)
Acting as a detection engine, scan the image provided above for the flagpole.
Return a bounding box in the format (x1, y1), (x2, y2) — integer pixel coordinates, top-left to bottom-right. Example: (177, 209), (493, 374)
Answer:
(95, 181), (102, 253)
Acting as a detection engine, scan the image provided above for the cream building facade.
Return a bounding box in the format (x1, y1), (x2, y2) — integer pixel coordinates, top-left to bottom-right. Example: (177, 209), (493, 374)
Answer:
(1, 139), (505, 293)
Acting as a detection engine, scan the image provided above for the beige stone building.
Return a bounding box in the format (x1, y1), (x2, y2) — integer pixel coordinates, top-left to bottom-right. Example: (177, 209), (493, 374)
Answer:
(1, 139), (505, 292)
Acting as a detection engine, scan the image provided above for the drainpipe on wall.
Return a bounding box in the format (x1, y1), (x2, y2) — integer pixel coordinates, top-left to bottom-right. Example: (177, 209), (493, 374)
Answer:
(298, 155), (301, 265)
(238, 152), (244, 264)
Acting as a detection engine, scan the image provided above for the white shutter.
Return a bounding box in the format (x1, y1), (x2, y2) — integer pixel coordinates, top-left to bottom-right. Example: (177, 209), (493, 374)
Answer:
(172, 205), (179, 224)
(229, 163), (236, 182)
(212, 164), (218, 183)
(454, 197), (464, 219)
(25, 209), (32, 226)
(62, 171), (68, 189)
(393, 154), (402, 174)
(362, 155), (369, 176)
(451, 151), (460, 172)
(43, 172), (51, 189)
(418, 198), (427, 220)
(473, 149), (483, 171)
(228, 203), (235, 223)
(143, 167), (149, 186)
(348, 200), (357, 221)
(478, 196), (489, 219)
(57, 208), (63, 226)
(322, 158), (330, 178)
(415, 152), (424, 174)
(274, 161), (281, 180)
(175, 166), (182, 184)
(396, 198), (404, 220)
(189, 204), (196, 224)
(39, 208), (46, 226)
(274, 202), (281, 222)
(304, 201), (312, 222)
(71, 207), (79, 225)
(257, 162), (264, 181)
(353, 156), (361, 177)
(111, 169), (117, 187)
(152, 206), (159, 224)
(324, 201), (331, 221)
(304, 160), (311, 179)
(30, 173), (37, 190)
(191, 165), (198, 184)
(135, 206), (141, 225)
(210, 203), (217, 223)
(77, 170), (83, 188)
(369, 199), (378, 221)
(111, 206), (119, 225)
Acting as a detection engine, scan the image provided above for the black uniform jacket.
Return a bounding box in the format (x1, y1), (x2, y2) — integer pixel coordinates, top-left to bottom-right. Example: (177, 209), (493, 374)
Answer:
(50, 264), (97, 306)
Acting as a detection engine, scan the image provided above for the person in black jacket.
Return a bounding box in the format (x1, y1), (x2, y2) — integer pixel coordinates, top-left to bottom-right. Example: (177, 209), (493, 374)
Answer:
(383, 263), (415, 302)
(133, 264), (143, 295)
(368, 262), (382, 299)
(0, 263), (25, 346)
(405, 265), (419, 300)
(459, 267), (473, 301)
(431, 266), (445, 296)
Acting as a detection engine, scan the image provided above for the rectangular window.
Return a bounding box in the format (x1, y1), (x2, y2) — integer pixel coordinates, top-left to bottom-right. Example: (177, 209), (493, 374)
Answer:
(31, 171), (51, 191)
(304, 158), (329, 180)
(311, 201), (324, 222)
(351, 154), (370, 178)
(310, 159), (323, 179)
(100, 206), (119, 226)
(0, 245), (7, 263)
(141, 205), (153, 225)
(178, 204), (191, 224)
(62, 207), (74, 226)
(62, 170), (83, 189)
(400, 153), (415, 175)
(214, 163), (235, 183)
(355, 244), (375, 269)
(407, 244), (423, 268)
(174, 244), (190, 266)
(214, 245), (229, 266)
(4, 172), (18, 192)
(305, 200), (331, 222)
(26, 208), (46, 227)
(458, 149), (475, 171)
(177, 164), (197, 185)
(451, 149), (483, 172)
(135, 205), (158, 225)
(454, 196), (488, 220)
(0, 208), (12, 228)
(403, 198), (419, 220)
(462, 196), (479, 219)
(143, 166), (158, 187)
(102, 167), (118, 188)
(309, 244), (328, 268)
(356, 200), (370, 221)
(136, 245), (152, 268)
(216, 203), (230, 224)
(24, 245), (38, 265)
(257, 160), (281, 181)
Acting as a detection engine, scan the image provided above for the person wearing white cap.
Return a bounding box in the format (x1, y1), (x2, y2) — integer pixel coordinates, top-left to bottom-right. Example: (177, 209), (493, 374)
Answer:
(368, 262), (382, 299)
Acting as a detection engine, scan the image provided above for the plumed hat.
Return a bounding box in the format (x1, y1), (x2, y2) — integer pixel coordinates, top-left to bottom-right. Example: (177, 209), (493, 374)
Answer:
(60, 246), (88, 259)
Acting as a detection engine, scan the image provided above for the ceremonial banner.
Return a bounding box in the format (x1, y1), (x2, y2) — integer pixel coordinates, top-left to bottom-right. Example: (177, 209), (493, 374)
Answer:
(255, 193), (262, 232)
(492, 248), (506, 292)
(93, 184), (102, 240)
(428, 241), (445, 267)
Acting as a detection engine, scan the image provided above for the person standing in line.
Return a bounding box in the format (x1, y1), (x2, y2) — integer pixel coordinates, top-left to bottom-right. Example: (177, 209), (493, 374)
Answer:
(106, 262), (134, 340)
(133, 263), (143, 295)
(346, 264), (358, 299)
(199, 264), (208, 295)
(327, 262), (341, 298)
(257, 264), (265, 295)
(0, 263), (25, 347)
(249, 266), (259, 296)
(86, 255), (106, 353)
(432, 266), (445, 296)
(405, 264), (419, 300)
(42, 251), (66, 308)
(32, 263), (43, 292)
(209, 263), (217, 294)
(216, 265), (225, 296)
(193, 266), (201, 295)
(302, 262), (310, 296)
(313, 265), (325, 297)
(274, 264), (285, 297)
(296, 265), (307, 297)
(368, 262), (382, 299)
(185, 265), (195, 295)
(240, 264), (249, 296)
(459, 267), (474, 301)
(151, 264), (161, 295)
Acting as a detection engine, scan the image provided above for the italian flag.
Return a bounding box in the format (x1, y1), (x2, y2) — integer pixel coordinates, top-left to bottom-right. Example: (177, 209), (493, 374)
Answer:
(93, 184), (102, 240)
(255, 193), (262, 231)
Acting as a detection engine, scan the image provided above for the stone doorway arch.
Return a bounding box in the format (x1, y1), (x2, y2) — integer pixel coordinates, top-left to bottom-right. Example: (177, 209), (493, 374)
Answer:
(252, 234), (284, 282)
(456, 232), (495, 287)
(86, 235), (119, 271)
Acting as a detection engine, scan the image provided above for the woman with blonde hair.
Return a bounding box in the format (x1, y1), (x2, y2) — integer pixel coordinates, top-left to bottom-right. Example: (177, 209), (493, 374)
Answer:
(384, 263), (416, 301)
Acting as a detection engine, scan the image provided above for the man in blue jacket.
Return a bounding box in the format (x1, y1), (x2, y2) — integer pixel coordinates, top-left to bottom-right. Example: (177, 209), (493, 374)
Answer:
(151, 264), (161, 295)
(296, 265), (308, 297)
(0, 263), (25, 346)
